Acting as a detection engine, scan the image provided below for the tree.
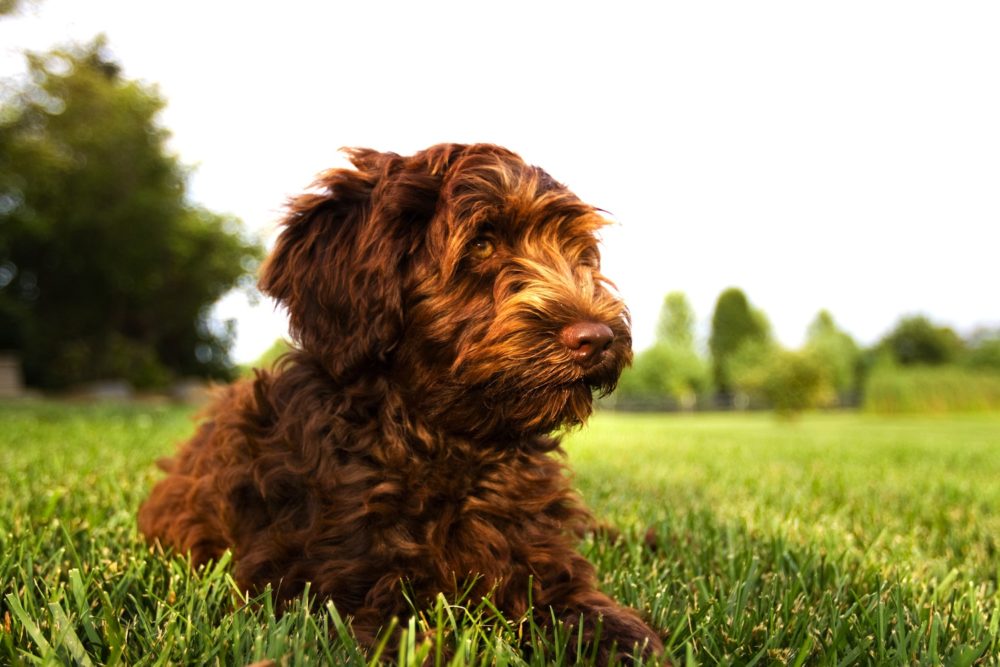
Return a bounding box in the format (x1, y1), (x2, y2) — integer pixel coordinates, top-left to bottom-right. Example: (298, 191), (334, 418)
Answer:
(0, 0), (32, 17)
(656, 291), (696, 350)
(726, 315), (833, 415)
(879, 315), (963, 367)
(708, 287), (769, 394)
(964, 328), (1000, 371)
(615, 292), (709, 407)
(0, 38), (262, 388)
(732, 347), (827, 417)
(804, 310), (861, 398)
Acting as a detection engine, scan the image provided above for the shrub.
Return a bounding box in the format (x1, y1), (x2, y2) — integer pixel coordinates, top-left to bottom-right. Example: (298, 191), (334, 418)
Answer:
(863, 363), (1000, 413)
(615, 343), (710, 408)
(964, 328), (1000, 371)
(879, 315), (963, 366)
(732, 346), (829, 416)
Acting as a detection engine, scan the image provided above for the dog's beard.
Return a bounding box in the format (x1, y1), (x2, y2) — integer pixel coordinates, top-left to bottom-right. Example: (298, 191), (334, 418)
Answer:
(402, 273), (632, 437)
(448, 333), (630, 436)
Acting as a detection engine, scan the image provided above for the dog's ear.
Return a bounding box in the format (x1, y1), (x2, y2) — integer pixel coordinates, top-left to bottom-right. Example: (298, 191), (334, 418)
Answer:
(259, 146), (463, 379)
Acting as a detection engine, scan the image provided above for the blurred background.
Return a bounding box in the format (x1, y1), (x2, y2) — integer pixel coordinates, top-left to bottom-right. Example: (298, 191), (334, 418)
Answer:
(1, 0), (998, 413)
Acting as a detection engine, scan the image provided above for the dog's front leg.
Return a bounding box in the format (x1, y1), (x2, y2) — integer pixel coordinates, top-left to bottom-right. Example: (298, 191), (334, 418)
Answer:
(531, 550), (664, 663)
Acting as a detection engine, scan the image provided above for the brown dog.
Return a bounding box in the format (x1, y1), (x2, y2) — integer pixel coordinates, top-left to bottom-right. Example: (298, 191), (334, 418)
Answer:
(138, 144), (662, 660)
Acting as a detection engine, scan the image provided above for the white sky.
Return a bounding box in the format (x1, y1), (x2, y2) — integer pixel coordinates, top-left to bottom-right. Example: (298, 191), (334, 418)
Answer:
(2, 1), (998, 362)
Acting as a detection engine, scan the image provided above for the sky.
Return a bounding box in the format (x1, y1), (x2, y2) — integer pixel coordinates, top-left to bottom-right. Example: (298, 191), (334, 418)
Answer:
(2, 1), (998, 362)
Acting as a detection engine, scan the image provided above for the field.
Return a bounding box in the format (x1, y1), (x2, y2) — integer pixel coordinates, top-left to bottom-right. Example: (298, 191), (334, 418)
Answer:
(2, 403), (999, 666)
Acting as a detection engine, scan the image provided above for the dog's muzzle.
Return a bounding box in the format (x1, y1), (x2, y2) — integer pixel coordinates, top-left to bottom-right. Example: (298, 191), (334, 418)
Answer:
(559, 321), (614, 367)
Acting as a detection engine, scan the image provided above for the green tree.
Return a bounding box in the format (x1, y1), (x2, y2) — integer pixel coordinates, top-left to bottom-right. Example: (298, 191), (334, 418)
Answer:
(879, 315), (963, 367)
(656, 291), (696, 349)
(805, 310), (861, 398)
(0, 0), (31, 17)
(964, 328), (1000, 371)
(616, 292), (709, 407)
(733, 347), (827, 417)
(0, 38), (262, 388)
(709, 287), (769, 394)
(615, 342), (710, 407)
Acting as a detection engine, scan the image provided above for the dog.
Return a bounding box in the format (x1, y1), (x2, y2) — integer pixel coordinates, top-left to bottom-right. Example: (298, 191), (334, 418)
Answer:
(138, 143), (663, 661)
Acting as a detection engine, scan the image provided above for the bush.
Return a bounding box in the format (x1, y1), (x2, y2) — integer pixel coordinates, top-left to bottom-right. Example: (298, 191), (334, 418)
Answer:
(615, 343), (710, 408)
(863, 363), (1000, 414)
(879, 315), (963, 366)
(964, 328), (1000, 371)
(732, 345), (829, 416)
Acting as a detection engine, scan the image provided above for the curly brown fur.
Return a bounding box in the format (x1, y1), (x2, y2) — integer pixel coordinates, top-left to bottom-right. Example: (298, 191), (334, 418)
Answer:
(138, 144), (663, 661)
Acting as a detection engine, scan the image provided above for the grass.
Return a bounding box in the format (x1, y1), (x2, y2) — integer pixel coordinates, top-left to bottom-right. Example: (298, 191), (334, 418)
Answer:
(1, 403), (999, 665)
(864, 365), (1000, 414)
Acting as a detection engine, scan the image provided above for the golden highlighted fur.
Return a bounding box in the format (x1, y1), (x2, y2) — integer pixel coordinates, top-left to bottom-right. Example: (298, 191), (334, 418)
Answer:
(138, 144), (662, 660)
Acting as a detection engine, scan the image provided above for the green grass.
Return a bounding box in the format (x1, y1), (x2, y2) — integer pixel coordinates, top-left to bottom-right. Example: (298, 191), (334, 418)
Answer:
(864, 365), (1000, 414)
(2, 403), (999, 665)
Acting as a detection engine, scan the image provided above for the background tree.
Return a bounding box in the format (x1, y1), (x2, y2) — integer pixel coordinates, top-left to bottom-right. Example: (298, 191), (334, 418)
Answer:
(805, 309), (861, 400)
(727, 311), (837, 415)
(0, 38), (262, 388)
(654, 291), (710, 402)
(964, 328), (1000, 371)
(0, 0), (31, 17)
(656, 291), (696, 350)
(616, 291), (709, 407)
(731, 347), (827, 416)
(879, 315), (963, 367)
(709, 287), (769, 394)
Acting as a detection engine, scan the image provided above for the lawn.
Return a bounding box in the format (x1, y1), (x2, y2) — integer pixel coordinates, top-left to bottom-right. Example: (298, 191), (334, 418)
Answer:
(1, 402), (999, 665)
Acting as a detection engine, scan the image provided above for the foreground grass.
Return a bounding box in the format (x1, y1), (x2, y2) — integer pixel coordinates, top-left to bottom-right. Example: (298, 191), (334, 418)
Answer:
(1, 403), (999, 665)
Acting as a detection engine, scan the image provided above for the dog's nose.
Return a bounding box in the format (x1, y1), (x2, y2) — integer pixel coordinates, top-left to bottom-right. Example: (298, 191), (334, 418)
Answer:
(559, 322), (614, 365)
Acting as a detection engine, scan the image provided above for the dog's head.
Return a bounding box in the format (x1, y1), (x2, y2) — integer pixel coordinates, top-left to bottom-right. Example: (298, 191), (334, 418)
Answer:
(260, 144), (631, 437)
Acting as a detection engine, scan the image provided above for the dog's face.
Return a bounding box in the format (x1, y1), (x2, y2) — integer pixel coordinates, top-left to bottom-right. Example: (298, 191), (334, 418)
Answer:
(260, 144), (631, 437)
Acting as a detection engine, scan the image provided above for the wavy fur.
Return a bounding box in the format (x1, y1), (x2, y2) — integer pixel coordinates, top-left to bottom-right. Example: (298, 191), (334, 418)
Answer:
(138, 143), (662, 661)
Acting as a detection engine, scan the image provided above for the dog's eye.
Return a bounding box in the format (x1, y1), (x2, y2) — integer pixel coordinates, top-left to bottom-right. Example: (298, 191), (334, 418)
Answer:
(469, 237), (495, 260)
